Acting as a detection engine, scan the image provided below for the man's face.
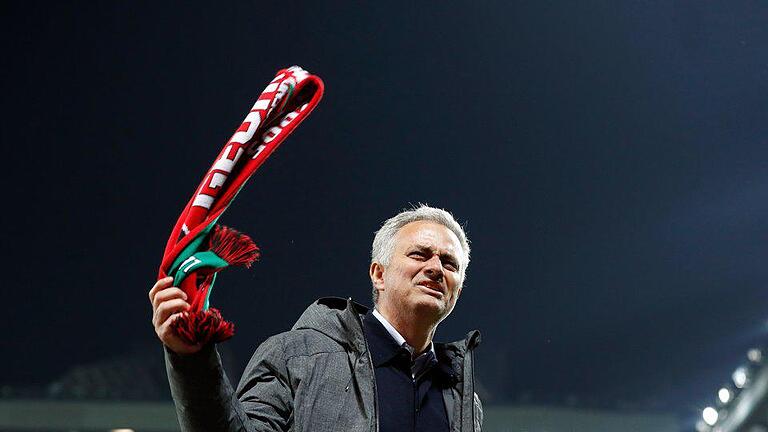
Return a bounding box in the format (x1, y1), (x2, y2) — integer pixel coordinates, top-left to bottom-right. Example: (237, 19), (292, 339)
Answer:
(372, 220), (464, 324)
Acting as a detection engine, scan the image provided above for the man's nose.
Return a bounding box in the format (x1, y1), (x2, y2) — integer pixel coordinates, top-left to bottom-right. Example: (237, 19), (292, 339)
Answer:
(424, 255), (444, 279)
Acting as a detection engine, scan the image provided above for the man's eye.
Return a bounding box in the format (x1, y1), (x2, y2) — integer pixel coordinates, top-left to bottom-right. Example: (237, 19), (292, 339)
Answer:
(444, 262), (458, 271)
(409, 251), (426, 259)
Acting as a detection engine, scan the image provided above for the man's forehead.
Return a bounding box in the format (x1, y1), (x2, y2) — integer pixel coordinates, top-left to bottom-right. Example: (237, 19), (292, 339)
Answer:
(396, 221), (461, 252)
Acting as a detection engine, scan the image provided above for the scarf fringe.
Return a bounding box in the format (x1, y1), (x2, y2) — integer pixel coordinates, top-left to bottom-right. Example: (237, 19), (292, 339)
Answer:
(209, 225), (260, 268)
(170, 308), (235, 345)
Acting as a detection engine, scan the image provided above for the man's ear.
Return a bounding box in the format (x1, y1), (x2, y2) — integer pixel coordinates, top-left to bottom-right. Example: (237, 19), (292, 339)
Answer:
(369, 261), (386, 290)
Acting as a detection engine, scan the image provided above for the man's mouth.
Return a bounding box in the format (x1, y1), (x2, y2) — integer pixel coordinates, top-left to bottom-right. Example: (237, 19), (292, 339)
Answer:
(417, 281), (445, 295)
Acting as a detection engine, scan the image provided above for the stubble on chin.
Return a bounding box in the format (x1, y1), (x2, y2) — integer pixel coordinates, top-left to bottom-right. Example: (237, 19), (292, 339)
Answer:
(411, 292), (449, 321)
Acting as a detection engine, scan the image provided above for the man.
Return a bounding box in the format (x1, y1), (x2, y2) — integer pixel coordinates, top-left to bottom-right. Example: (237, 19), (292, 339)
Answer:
(149, 205), (482, 431)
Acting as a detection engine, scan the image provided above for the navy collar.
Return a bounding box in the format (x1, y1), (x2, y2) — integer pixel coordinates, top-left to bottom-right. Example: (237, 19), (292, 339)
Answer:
(362, 311), (458, 385)
(363, 311), (412, 368)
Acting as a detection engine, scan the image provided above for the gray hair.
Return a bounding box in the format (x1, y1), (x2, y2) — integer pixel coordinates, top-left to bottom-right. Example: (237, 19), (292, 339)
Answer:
(370, 204), (470, 304)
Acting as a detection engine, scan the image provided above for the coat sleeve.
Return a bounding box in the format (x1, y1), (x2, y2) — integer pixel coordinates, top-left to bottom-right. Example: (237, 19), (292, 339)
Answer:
(164, 335), (293, 432)
(235, 334), (294, 429)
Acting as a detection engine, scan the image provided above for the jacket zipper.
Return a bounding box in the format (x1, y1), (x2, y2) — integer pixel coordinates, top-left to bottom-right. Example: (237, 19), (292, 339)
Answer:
(413, 376), (417, 431)
(357, 312), (380, 432)
(470, 348), (476, 431)
(367, 346), (379, 432)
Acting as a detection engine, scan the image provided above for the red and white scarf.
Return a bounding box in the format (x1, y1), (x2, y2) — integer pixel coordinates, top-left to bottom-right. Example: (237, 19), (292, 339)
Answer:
(157, 66), (324, 345)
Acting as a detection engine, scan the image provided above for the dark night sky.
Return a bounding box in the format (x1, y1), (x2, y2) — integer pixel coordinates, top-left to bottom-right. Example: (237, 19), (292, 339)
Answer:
(3, 1), (768, 414)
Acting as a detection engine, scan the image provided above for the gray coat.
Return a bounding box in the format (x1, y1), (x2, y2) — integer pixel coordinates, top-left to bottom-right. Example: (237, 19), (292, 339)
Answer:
(165, 297), (483, 431)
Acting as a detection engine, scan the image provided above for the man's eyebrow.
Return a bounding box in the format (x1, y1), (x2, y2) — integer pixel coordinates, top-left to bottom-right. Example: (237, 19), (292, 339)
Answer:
(412, 244), (460, 266)
(412, 244), (434, 253)
(441, 252), (460, 266)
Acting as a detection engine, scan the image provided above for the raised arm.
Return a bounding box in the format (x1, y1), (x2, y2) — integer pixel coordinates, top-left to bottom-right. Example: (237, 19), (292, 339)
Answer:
(150, 277), (293, 431)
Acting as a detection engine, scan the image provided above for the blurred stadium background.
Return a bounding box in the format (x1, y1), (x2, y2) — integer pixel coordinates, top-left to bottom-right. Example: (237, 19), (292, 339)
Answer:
(3, 2), (768, 431)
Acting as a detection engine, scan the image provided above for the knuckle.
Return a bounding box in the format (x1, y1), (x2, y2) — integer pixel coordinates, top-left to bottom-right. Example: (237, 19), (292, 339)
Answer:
(153, 292), (172, 310)
(156, 301), (171, 315)
(157, 300), (187, 321)
(160, 326), (175, 341)
(153, 289), (185, 309)
(151, 294), (165, 310)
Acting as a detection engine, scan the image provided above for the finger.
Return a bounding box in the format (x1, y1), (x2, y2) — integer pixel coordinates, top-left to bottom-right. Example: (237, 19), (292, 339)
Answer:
(152, 287), (188, 311)
(157, 312), (185, 341)
(153, 298), (190, 328)
(148, 276), (174, 303)
(154, 299), (189, 329)
(159, 313), (202, 349)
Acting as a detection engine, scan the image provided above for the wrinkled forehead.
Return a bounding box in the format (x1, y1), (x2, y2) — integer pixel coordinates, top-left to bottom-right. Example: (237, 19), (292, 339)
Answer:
(395, 221), (464, 259)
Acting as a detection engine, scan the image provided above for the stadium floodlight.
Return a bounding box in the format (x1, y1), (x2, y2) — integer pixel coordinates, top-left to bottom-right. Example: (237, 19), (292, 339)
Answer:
(717, 387), (732, 404)
(703, 406), (719, 426)
(747, 348), (763, 364)
(732, 366), (749, 389)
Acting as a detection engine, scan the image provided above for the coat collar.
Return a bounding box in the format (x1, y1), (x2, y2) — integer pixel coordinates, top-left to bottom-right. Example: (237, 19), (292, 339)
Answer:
(292, 296), (481, 381)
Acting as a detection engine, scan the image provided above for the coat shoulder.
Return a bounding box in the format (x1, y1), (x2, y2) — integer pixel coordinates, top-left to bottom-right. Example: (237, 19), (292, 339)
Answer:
(269, 327), (348, 360)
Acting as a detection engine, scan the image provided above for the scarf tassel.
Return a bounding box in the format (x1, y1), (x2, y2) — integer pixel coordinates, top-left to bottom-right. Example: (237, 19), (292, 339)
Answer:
(208, 224), (260, 268)
(170, 307), (235, 346)
(169, 225), (259, 345)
